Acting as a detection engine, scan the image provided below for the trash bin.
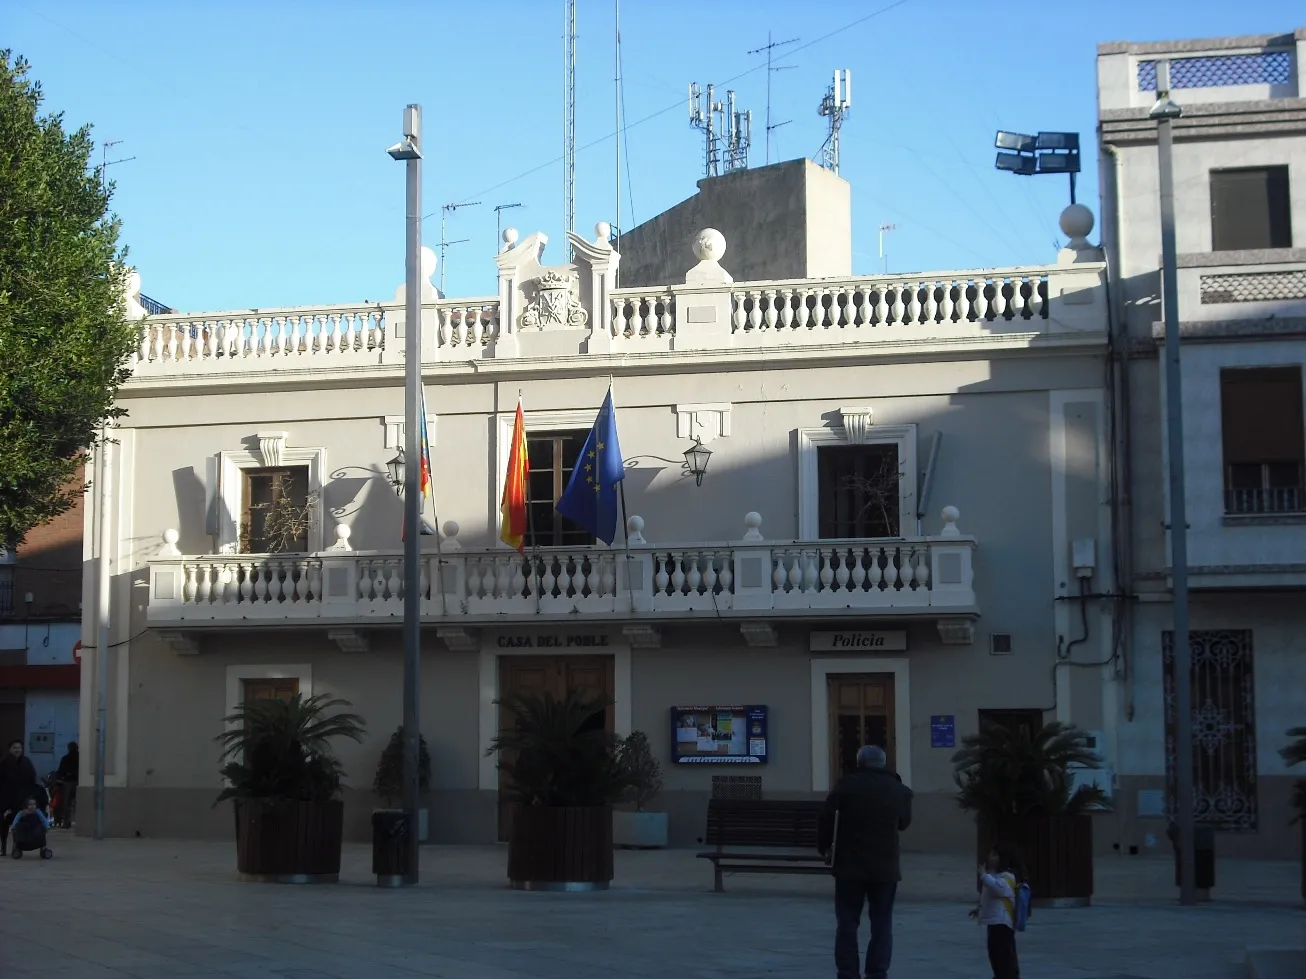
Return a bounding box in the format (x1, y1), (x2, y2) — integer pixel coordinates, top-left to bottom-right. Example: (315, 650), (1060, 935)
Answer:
(372, 809), (411, 887)
(1167, 821), (1215, 896)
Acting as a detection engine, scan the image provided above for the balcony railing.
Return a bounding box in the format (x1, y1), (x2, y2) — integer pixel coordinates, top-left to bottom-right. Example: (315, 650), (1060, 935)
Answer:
(146, 510), (977, 627)
(1225, 486), (1305, 516)
(125, 260), (1104, 381)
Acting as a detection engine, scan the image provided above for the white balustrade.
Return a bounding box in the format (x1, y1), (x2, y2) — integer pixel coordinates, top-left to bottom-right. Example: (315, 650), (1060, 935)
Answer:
(147, 508), (976, 626)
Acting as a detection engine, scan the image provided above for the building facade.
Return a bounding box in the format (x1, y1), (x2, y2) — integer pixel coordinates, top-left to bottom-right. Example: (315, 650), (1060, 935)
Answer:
(1098, 27), (1306, 858)
(80, 202), (1113, 849)
(0, 476), (82, 780)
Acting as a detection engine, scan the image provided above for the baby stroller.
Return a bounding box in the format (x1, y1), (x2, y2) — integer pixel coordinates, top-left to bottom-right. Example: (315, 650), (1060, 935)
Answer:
(9, 810), (52, 859)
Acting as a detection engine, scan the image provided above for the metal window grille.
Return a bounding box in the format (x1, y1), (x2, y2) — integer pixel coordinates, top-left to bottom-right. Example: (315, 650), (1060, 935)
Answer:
(1138, 51), (1292, 91)
(1224, 486), (1305, 515)
(711, 775), (763, 800)
(0, 568), (13, 615)
(1200, 270), (1306, 304)
(1162, 630), (1258, 832)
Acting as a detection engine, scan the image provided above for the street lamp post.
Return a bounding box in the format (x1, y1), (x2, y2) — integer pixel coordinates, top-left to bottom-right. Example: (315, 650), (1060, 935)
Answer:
(387, 105), (423, 886)
(1151, 60), (1196, 907)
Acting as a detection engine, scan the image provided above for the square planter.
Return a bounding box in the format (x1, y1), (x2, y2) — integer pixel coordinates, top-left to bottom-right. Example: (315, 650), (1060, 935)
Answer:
(508, 806), (614, 890)
(614, 810), (668, 849)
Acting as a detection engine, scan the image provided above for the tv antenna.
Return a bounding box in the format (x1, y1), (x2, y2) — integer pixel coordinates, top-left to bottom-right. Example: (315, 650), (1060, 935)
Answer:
(878, 222), (898, 274)
(494, 203), (523, 250)
(96, 139), (136, 191)
(440, 201), (481, 294)
(689, 83), (752, 178)
(817, 69), (851, 175)
(563, 0), (577, 258)
(748, 32), (799, 164)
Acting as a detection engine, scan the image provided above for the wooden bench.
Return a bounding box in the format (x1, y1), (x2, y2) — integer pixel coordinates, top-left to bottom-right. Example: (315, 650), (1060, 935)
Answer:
(695, 799), (831, 892)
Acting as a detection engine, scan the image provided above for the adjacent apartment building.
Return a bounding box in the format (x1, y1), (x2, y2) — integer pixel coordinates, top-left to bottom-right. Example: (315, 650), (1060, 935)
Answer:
(1098, 28), (1306, 858)
(0, 480), (82, 779)
(82, 157), (1113, 848)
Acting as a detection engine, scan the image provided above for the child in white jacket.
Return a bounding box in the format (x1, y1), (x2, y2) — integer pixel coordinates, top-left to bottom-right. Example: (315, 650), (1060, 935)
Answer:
(968, 842), (1024, 979)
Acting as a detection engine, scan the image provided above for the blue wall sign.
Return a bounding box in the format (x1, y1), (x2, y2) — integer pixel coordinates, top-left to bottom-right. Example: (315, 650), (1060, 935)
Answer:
(930, 714), (956, 748)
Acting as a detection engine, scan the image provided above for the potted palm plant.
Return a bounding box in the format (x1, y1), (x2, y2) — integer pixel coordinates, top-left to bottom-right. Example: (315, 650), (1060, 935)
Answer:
(373, 726), (433, 842)
(489, 688), (632, 891)
(215, 693), (365, 882)
(1279, 725), (1306, 902)
(952, 720), (1104, 906)
(614, 731), (667, 849)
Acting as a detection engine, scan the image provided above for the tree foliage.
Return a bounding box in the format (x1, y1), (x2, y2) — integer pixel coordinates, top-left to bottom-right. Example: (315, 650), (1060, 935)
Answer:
(489, 688), (632, 808)
(372, 725), (432, 806)
(952, 720), (1106, 823)
(0, 51), (139, 547)
(214, 693), (366, 805)
(616, 730), (663, 811)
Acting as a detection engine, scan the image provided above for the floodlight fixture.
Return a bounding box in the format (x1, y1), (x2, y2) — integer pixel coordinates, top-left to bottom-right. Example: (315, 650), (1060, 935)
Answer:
(1037, 152), (1080, 174)
(1035, 131), (1078, 151)
(995, 151), (1037, 175)
(995, 130), (1036, 153)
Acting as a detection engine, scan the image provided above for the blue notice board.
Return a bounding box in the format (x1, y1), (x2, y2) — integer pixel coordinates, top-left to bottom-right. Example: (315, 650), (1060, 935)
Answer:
(930, 714), (956, 748)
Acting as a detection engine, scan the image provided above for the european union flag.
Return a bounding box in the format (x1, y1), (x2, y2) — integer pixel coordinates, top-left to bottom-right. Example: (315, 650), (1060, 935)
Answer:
(556, 388), (625, 545)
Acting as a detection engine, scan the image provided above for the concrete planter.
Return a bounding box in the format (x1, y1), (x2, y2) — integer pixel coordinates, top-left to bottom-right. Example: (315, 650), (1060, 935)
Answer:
(614, 810), (668, 849)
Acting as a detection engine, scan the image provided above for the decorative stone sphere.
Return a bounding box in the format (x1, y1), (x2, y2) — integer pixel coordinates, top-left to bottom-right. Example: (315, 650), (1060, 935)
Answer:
(335, 523), (351, 541)
(162, 529), (179, 546)
(595, 221), (611, 240)
(442, 520), (459, 539)
(420, 246), (438, 281)
(744, 511), (762, 531)
(693, 228), (727, 263)
(941, 505), (960, 525)
(1058, 203), (1094, 242)
(626, 514), (644, 534)
(502, 227), (519, 247)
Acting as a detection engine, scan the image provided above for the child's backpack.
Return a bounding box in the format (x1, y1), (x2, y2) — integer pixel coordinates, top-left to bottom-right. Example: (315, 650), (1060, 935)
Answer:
(1012, 882), (1033, 932)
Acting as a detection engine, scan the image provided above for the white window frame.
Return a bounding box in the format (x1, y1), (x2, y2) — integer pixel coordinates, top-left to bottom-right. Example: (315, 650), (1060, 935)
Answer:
(797, 424), (918, 540)
(224, 664), (314, 728)
(213, 446), (327, 554)
(493, 408), (597, 550)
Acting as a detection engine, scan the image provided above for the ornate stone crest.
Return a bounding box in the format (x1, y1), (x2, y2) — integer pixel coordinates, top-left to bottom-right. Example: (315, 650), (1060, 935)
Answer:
(520, 270), (589, 329)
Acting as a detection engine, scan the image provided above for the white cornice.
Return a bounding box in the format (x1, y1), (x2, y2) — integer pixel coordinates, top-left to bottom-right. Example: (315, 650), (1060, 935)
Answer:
(121, 331), (1108, 397)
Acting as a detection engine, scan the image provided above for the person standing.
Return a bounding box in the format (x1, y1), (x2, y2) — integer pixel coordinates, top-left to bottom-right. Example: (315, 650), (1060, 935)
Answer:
(0, 739), (39, 856)
(55, 742), (79, 828)
(818, 744), (913, 979)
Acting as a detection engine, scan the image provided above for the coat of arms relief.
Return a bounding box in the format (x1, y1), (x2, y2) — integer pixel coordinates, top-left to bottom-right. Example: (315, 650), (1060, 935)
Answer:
(520, 270), (589, 329)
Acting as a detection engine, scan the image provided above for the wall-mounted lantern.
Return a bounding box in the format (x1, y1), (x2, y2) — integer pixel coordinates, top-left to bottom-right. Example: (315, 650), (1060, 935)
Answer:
(683, 438), (713, 487)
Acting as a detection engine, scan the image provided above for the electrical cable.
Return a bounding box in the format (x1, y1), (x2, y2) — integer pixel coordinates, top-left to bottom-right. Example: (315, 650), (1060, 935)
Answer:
(442, 0), (918, 208)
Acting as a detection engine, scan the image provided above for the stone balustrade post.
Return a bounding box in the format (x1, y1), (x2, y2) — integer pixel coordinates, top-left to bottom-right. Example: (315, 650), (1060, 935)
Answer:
(149, 531), (186, 610)
(384, 246), (440, 365)
(427, 521), (466, 616)
(928, 506), (977, 607)
(673, 228), (735, 351)
(1047, 205), (1107, 334)
(733, 512), (775, 610)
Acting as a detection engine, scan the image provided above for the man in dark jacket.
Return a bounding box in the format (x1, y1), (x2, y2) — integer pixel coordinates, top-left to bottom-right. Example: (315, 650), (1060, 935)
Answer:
(817, 745), (913, 979)
(0, 739), (40, 856)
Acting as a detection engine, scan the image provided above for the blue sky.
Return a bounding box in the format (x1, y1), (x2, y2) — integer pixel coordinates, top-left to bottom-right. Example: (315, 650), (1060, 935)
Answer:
(5, 0), (1294, 311)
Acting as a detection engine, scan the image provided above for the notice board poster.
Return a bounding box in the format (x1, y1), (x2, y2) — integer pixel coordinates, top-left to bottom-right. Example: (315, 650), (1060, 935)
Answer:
(671, 705), (768, 764)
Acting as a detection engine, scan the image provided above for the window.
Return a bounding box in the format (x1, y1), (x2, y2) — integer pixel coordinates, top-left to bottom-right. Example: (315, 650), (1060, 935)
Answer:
(525, 431), (595, 548)
(240, 466), (310, 553)
(978, 708), (1044, 743)
(817, 443), (901, 539)
(1210, 166), (1292, 251)
(1220, 367), (1304, 514)
(0, 567), (12, 615)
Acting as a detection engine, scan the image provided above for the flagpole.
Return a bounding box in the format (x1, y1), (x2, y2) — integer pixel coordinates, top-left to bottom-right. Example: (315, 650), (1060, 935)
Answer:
(518, 392), (542, 616)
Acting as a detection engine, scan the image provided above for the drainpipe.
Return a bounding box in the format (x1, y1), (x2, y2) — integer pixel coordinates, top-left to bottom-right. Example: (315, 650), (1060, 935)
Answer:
(1101, 141), (1136, 723)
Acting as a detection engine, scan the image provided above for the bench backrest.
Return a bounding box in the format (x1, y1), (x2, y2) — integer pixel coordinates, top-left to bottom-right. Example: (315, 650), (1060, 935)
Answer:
(705, 799), (823, 848)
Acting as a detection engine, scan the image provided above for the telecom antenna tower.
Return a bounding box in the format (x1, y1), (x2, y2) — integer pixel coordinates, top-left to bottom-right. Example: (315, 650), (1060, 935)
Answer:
(689, 83), (752, 178)
(563, 0), (577, 257)
(818, 69), (851, 175)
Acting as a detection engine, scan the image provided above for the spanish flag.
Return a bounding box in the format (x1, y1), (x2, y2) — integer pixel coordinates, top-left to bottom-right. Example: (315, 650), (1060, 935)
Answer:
(499, 399), (529, 552)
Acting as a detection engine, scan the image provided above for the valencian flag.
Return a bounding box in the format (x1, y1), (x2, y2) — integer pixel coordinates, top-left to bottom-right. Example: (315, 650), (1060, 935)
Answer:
(556, 387), (624, 545)
(499, 398), (529, 552)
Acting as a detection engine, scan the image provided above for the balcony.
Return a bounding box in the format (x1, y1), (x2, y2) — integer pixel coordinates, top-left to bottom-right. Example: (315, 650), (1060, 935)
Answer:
(145, 509), (980, 650)
(122, 222), (1106, 386)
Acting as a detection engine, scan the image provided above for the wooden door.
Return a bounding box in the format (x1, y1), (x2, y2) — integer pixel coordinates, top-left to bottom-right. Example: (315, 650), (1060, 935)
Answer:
(242, 678), (300, 704)
(828, 674), (896, 785)
(497, 655), (614, 841)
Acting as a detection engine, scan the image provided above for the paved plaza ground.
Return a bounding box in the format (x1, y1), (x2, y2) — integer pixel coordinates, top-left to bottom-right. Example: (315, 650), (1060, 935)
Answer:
(0, 831), (1302, 979)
